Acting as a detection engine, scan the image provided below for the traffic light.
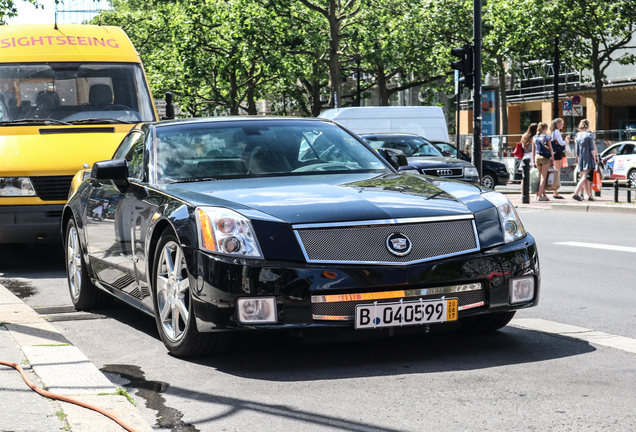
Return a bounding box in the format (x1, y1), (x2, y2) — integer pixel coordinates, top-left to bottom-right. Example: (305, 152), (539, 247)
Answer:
(451, 44), (474, 89)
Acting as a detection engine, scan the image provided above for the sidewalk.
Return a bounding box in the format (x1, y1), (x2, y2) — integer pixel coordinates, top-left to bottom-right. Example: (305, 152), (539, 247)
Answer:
(0, 283), (154, 432)
(498, 183), (636, 214)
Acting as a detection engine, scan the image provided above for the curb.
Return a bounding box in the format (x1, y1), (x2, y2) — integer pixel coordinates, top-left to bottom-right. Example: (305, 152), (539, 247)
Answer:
(512, 202), (636, 214)
(0, 283), (154, 432)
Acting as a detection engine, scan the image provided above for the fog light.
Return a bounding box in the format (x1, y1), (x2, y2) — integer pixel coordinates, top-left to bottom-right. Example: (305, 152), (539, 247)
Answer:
(237, 297), (277, 324)
(510, 276), (534, 304)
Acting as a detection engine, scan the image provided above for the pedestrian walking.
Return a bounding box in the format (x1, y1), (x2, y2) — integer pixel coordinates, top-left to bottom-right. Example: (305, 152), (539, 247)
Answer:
(532, 122), (554, 201)
(519, 123), (537, 196)
(549, 118), (569, 199)
(572, 119), (599, 201)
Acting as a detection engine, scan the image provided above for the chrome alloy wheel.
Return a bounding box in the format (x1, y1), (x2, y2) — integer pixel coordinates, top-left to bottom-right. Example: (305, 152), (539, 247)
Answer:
(67, 226), (83, 301)
(156, 241), (191, 342)
(481, 174), (495, 189)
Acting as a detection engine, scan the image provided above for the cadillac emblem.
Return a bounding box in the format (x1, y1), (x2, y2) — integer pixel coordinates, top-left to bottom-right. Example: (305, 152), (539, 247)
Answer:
(386, 232), (412, 257)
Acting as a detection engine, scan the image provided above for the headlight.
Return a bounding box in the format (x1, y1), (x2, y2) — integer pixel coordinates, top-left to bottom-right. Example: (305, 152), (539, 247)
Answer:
(464, 166), (479, 177)
(482, 191), (526, 243)
(0, 177), (36, 196)
(195, 207), (263, 258)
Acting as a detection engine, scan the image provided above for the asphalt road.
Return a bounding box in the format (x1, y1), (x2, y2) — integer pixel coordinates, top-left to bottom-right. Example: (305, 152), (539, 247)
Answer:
(1, 209), (635, 431)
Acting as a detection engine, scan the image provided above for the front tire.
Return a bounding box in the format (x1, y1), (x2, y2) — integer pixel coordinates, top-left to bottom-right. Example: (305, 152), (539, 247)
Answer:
(481, 171), (496, 189)
(65, 218), (112, 311)
(152, 230), (230, 357)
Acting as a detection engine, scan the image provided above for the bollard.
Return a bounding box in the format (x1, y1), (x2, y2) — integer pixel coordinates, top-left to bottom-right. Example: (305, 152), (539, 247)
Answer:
(522, 159), (530, 204)
(614, 180), (619, 203)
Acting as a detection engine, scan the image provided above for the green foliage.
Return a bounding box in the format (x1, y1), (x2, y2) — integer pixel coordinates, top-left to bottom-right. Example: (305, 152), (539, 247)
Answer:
(0, 0), (40, 24)
(93, 0), (636, 119)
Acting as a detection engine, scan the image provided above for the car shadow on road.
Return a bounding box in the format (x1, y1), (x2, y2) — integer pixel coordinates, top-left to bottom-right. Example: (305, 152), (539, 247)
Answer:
(185, 324), (596, 381)
(117, 326), (597, 432)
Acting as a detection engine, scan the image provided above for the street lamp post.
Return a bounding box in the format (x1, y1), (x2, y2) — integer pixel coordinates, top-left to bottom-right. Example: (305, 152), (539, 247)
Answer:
(553, 36), (560, 120)
(473, 0), (482, 178)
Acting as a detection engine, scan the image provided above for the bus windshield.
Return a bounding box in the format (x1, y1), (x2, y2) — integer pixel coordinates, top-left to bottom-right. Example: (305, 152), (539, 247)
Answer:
(0, 62), (155, 124)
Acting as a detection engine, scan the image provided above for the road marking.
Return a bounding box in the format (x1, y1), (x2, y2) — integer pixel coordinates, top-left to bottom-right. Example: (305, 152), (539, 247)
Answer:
(511, 318), (636, 354)
(554, 241), (636, 253)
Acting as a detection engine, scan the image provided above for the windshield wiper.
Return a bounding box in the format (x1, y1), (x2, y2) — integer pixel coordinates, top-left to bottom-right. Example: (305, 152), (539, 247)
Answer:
(168, 177), (221, 184)
(0, 118), (72, 126)
(68, 118), (134, 125)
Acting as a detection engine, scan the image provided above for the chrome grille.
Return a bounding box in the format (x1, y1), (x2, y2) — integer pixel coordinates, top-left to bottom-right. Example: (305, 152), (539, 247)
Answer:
(423, 168), (463, 178)
(30, 176), (74, 201)
(295, 217), (478, 265)
(311, 284), (486, 320)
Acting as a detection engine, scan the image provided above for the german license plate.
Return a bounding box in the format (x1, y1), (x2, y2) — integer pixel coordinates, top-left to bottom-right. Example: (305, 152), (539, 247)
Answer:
(354, 298), (458, 330)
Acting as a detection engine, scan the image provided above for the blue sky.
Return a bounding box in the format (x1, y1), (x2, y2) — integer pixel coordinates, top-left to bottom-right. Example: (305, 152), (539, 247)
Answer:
(7, 0), (57, 25)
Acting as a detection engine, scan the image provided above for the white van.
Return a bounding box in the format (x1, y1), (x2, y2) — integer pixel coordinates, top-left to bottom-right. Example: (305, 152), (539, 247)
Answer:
(318, 106), (450, 143)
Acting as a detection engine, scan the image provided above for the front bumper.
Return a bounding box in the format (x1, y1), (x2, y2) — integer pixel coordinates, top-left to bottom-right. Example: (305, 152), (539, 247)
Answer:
(0, 204), (64, 243)
(189, 234), (540, 332)
(497, 171), (510, 185)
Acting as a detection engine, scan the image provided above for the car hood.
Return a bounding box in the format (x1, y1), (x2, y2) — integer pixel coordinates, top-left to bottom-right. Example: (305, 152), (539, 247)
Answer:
(406, 156), (474, 169)
(164, 173), (480, 224)
(0, 125), (132, 176)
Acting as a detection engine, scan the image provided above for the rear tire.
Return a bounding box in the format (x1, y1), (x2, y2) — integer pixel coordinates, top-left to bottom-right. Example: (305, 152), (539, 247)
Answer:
(152, 230), (231, 357)
(65, 218), (113, 311)
(462, 311), (516, 332)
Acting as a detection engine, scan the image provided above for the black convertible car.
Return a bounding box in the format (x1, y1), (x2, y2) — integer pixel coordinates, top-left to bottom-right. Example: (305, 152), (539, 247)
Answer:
(63, 117), (539, 357)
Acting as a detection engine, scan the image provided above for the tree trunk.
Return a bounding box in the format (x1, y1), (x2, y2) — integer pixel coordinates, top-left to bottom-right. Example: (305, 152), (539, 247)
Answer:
(311, 79), (322, 116)
(497, 55), (508, 136)
(246, 85), (257, 115)
(327, 0), (341, 108)
(377, 66), (390, 106)
(592, 41), (604, 132)
(229, 69), (239, 115)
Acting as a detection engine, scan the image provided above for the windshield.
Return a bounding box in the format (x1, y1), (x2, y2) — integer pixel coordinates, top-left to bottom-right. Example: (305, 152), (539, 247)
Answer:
(154, 120), (389, 183)
(363, 135), (443, 157)
(0, 62), (155, 124)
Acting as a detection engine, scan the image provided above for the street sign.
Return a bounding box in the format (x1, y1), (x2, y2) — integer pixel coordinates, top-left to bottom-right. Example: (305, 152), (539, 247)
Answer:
(572, 104), (583, 117)
(572, 95), (581, 105)
(563, 100), (573, 116)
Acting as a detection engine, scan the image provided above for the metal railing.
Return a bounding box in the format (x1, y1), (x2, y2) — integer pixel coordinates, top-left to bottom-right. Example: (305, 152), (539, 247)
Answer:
(456, 128), (636, 182)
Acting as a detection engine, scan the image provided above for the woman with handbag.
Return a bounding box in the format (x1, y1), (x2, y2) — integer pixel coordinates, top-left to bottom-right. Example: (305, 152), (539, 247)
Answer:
(549, 118), (569, 199)
(518, 123), (538, 198)
(572, 119), (599, 201)
(532, 122), (554, 201)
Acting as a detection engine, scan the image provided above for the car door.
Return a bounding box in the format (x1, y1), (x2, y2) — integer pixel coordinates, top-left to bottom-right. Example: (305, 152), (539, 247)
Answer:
(84, 131), (144, 291)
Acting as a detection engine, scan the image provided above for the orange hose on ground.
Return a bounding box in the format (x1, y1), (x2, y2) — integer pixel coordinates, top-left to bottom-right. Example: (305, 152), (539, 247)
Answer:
(0, 360), (142, 432)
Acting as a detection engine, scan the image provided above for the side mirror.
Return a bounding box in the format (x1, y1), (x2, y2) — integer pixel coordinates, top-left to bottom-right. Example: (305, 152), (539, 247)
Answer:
(377, 148), (408, 170)
(91, 159), (129, 191)
(442, 150), (452, 157)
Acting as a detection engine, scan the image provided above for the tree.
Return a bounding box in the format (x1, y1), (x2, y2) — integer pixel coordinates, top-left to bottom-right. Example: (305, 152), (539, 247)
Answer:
(0, 0), (40, 24)
(352, 1), (451, 106)
(272, 0), (368, 109)
(554, 0), (636, 130)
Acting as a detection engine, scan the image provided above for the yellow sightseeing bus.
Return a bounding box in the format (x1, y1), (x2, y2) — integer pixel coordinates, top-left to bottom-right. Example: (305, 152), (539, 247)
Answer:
(0, 24), (158, 245)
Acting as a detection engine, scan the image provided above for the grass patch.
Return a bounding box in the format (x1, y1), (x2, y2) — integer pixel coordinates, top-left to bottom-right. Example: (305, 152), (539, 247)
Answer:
(20, 359), (30, 365)
(98, 388), (137, 406)
(55, 410), (67, 421)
